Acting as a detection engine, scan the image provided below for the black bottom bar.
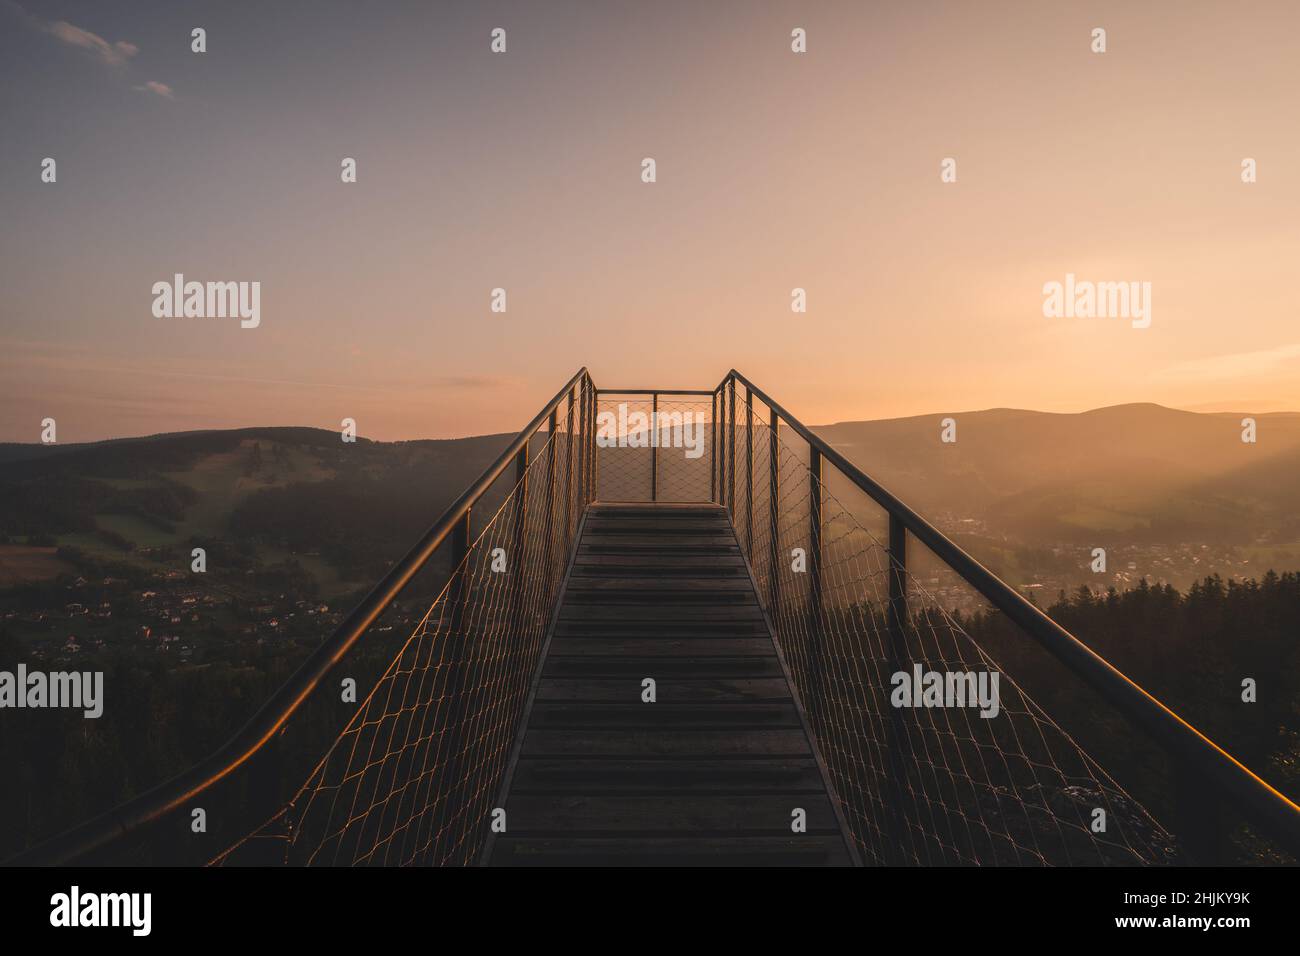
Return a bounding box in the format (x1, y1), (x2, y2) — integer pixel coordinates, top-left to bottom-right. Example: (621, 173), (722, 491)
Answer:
(3, 865), (1282, 941)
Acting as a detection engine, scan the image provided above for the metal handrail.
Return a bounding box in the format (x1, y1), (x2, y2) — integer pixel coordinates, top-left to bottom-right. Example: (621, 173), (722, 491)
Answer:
(596, 388), (715, 395)
(9, 368), (595, 866)
(714, 369), (1300, 860)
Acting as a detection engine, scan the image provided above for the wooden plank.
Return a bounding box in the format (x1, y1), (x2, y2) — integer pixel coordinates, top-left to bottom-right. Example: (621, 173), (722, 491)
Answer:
(566, 576), (756, 592)
(535, 677), (794, 702)
(552, 621), (771, 638)
(545, 662), (782, 680)
(503, 794), (841, 833)
(585, 511), (728, 521)
(582, 526), (733, 539)
(509, 757), (829, 793)
(582, 526), (732, 534)
(521, 728), (814, 757)
(571, 569), (749, 581)
(546, 660), (785, 686)
(525, 701), (803, 729)
(584, 515), (731, 527)
(574, 550), (746, 562)
(562, 595), (758, 610)
(577, 544), (739, 557)
(563, 587), (756, 601)
(580, 533), (737, 546)
(559, 605), (766, 622)
(572, 555), (748, 570)
(544, 658), (784, 681)
(589, 505), (726, 517)
(546, 638), (777, 659)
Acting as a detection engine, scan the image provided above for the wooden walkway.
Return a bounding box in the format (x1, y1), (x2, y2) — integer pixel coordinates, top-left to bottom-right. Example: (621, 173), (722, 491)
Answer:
(485, 501), (855, 866)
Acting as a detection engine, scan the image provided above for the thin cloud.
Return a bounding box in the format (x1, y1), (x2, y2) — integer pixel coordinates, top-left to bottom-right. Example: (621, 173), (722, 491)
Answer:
(133, 80), (174, 99)
(42, 17), (139, 67)
(5, 3), (180, 98)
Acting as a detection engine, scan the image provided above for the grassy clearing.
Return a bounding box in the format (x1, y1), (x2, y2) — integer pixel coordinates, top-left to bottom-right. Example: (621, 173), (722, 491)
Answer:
(95, 513), (181, 549)
(0, 544), (75, 586)
(1057, 506), (1145, 533)
(165, 441), (336, 540)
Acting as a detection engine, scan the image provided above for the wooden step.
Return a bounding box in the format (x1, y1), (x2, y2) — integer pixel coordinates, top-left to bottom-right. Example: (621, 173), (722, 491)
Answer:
(535, 677), (794, 703)
(525, 701), (803, 730)
(545, 638), (778, 660)
(579, 534), (740, 549)
(588, 505), (726, 517)
(503, 794), (842, 834)
(521, 728), (815, 757)
(566, 576), (756, 592)
(584, 516), (732, 531)
(559, 605), (767, 622)
(553, 620), (772, 638)
(509, 757), (829, 793)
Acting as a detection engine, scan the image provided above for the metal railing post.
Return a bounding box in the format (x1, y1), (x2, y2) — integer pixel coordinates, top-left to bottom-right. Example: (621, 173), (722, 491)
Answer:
(587, 384), (598, 502)
(564, 387), (575, 549)
(541, 407), (558, 590)
(575, 382), (586, 513)
(808, 445), (824, 660)
(745, 386), (754, 562)
(589, 380), (598, 502)
(768, 412), (780, 615)
(716, 389), (725, 506)
(710, 390), (718, 504)
(727, 377), (736, 518)
(651, 392), (659, 502)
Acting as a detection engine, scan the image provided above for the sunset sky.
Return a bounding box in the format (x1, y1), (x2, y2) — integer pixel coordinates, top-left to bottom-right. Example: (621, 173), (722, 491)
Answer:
(3, 0), (1299, 442)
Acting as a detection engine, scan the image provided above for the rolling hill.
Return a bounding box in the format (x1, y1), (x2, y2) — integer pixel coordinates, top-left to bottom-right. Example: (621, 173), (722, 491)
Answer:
(3, 402), (1297, 599)
(814, 404), (1300, 546)
(0, 428), (514, 596)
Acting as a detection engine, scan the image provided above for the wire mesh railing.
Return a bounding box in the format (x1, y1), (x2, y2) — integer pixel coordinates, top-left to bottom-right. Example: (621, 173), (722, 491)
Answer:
(595, 390), (714, 503)
(729, 391), (1173, 864)
(215, 417), (590, 865)
(711, 370), (1300, 866)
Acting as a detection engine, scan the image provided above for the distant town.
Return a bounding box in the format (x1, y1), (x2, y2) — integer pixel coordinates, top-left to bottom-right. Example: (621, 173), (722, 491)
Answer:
(914, 512), (1280, 616)
(0, 549), (432, 674)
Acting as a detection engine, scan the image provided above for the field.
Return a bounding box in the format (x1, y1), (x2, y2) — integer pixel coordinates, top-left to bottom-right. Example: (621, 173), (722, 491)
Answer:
(0, 544), (74, 586)
(163, 440), (337, 540)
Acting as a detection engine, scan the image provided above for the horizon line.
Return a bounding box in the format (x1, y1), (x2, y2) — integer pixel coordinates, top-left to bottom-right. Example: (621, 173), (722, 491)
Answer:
(6, 400), (1300, 449)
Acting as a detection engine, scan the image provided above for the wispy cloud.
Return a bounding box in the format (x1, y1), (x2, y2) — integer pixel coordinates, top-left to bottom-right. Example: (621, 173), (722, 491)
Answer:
(133, 80), (174, 99)
(41, 17), (138, 67)
(5, 3), (179, 99)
